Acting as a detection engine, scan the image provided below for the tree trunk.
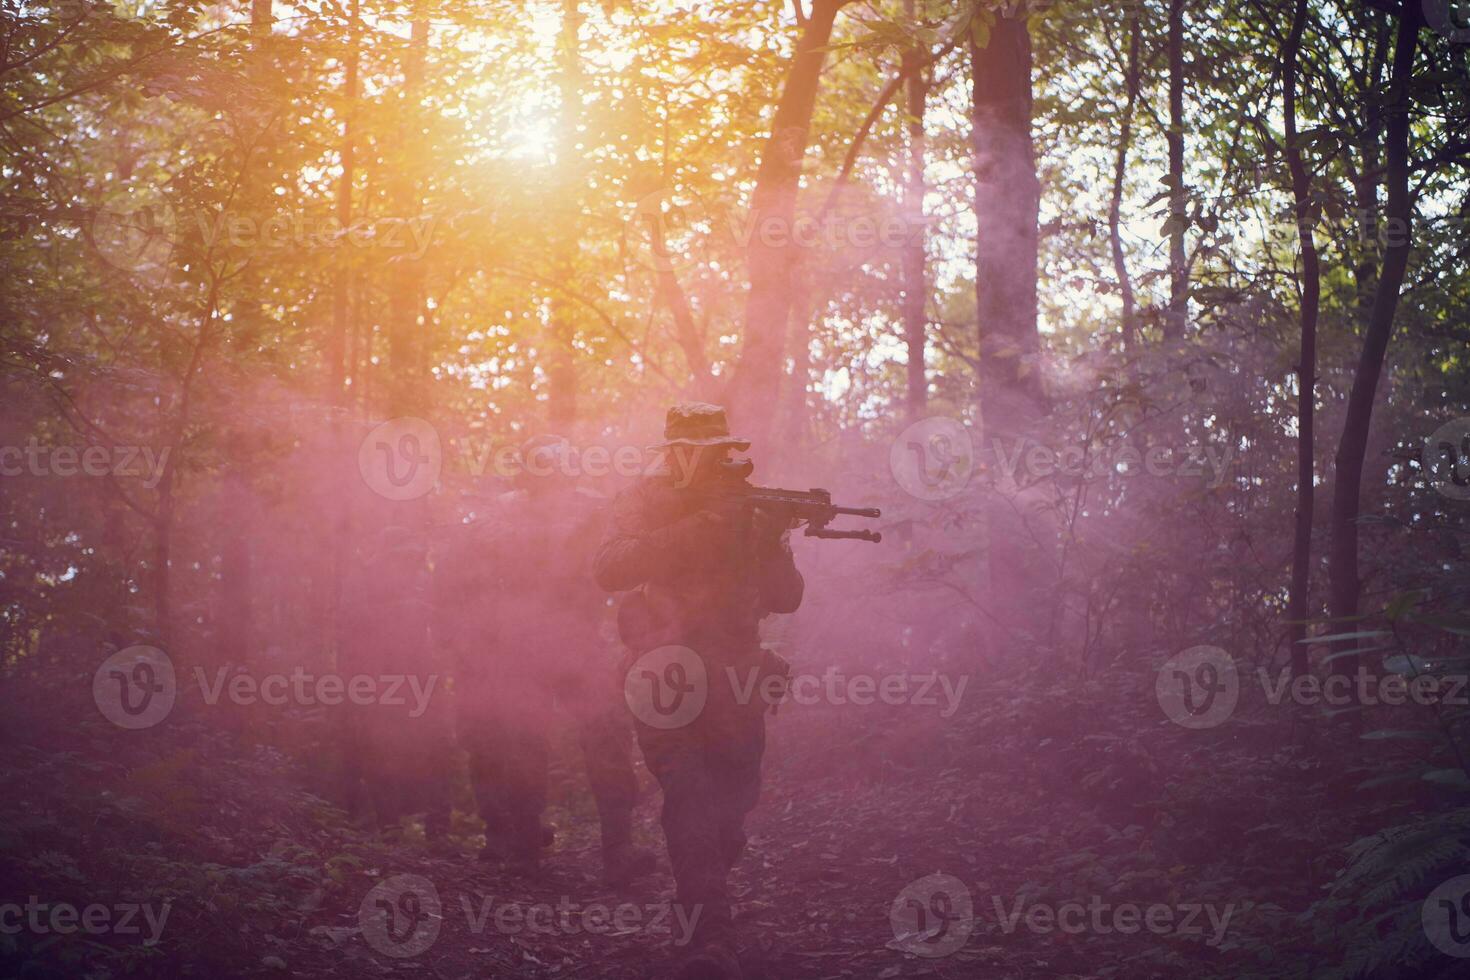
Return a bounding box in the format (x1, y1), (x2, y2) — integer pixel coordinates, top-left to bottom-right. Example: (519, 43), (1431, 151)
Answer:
(387, 9), (429, 416)
(1283, 0), (1320, 679)
(972, 10), (1046, 635)
(328, 0), (358, 404)
(901, 0), (930, 421)
(725, 0), (846, 442)
(648, 214), (713, 391)
(1327, 5), (1420, 685)
(972, 14), (1044, 444)
(1108, 11), (1140, 357)
(548, 0), (584, 429)
(218, 462), (254, 667)
(251, 0), (271, 41)
(1164, 0), (1187, 341)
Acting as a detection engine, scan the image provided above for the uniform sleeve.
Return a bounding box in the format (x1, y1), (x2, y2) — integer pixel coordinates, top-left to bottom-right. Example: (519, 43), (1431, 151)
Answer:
(757, 533), (804, 614)
(593, 485), (706, 592)
(593, 487), (660, 592)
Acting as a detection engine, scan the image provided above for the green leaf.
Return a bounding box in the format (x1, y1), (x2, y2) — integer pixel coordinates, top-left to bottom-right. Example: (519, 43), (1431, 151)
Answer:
(1382, 590), (1427, 621)
(1320, 645), (1395, 666)
(1358, 768), (1430, 790)
(1361, 729), (1437, 741)
(1384, 654), (1433, 675)
(1299, 630), (1390, 645)
(969, 10), (992, 49)
(1423, 769), (1470, 790)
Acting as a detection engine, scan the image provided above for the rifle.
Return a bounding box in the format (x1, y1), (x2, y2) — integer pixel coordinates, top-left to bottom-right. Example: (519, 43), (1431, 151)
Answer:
(707, 461), (883, 543)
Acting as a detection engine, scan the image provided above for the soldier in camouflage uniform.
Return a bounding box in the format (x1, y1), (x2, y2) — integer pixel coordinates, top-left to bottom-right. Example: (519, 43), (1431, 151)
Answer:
(434, 435), (655, 884)
(339, 525), (452, 839)
(594, 404), (802, 980)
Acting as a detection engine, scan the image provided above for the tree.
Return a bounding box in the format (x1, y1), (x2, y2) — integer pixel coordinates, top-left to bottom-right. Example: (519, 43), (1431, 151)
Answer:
(725, 0), (853, 445)
(901, 0), (932, 420)
(1282, 0), (1320, 678)
(1326, 2), (1423, 685)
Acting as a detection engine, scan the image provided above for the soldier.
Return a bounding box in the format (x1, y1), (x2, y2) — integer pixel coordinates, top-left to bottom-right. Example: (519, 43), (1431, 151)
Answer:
(594, 404), (802, 980)
(434, 435), (656, 884)
(339, 525), (452, 840)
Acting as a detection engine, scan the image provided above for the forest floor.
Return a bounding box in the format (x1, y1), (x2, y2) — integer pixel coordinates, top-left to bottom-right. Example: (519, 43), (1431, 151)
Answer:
(5, 650), (1438, 980)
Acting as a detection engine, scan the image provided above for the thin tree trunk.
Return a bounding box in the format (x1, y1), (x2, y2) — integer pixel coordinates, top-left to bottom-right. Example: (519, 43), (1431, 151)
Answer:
(328, 0), (358, 403)
(647, 215), (712, 391)
(1327, 4), (1420, 686)
(901, 0), (930, 421)
(1164, 0), (1187, 341)
(1283, 0), (1320, 679)
(725, 0), (847, 442)
(387, 9), (429, 415)
(1108, 11), (1140, 357)
(1349, 15), (1393, 318)
(779, 253), (817, 449)
(548, 0), (584, 428)
(218, 462), (254, 666)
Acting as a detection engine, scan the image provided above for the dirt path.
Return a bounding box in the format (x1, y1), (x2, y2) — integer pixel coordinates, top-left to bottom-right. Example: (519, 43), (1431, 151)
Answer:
(303, 666), (1285, 980)
(5, 656), (1353, 978)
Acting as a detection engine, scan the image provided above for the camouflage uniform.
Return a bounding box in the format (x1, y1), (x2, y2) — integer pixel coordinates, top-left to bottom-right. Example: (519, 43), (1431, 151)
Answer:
(594, 468), (803, 950)
(339, 528), (452, 835)
(434, 483), (642, 869)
